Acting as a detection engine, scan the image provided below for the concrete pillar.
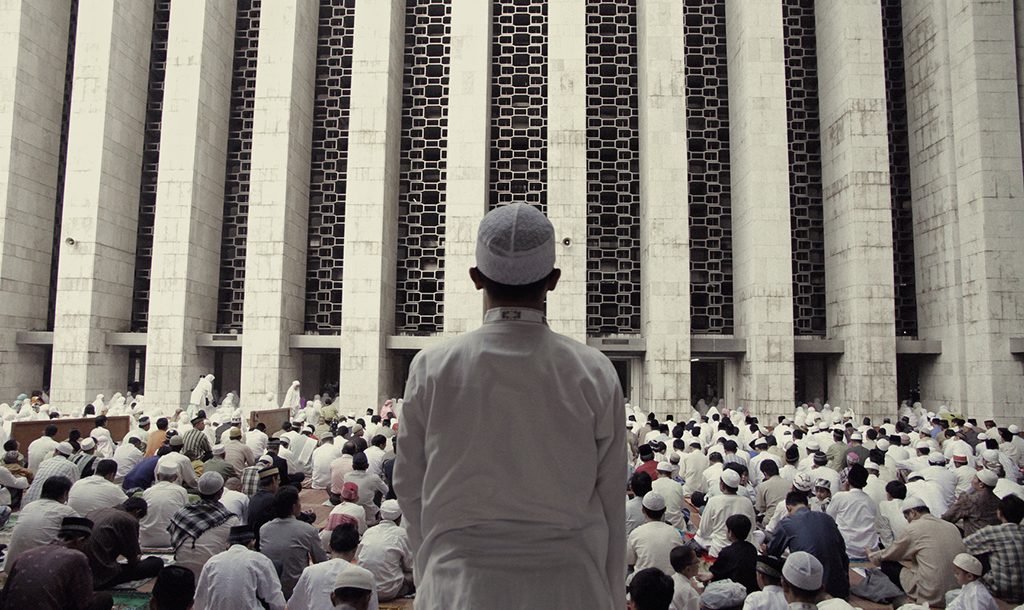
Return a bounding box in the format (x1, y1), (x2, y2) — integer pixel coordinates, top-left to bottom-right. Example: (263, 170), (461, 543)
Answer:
(442, 0), (491, 336)
(945, 0), (1024, 422)
(143, 0), (236, 414)
(726, 0), (796, 421)
(239, 0), (318, 407)
(0, 1), (71, 398)
(51, 0), (153, 406)
(637, 0), (690, 417)
(338, 0), (405, 411)
(545, 0), (587, 342)
(815, 0), (897, 420)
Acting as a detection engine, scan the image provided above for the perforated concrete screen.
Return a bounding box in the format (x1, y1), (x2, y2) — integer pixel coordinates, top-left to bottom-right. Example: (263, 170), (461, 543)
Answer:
(783, 0), (827, 336)
(584, 0), (641, 336)
(129, 0), (171, 333)
(215, 0), (261, 333)
(882, 0), (918, 337)
(683, 0), (733, 335)
(489, 0), (547, 211)
(304, 0), (357, 334)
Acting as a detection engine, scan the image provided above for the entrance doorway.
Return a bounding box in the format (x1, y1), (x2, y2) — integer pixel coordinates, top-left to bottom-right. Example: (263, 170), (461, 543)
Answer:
(691, 359), (723, 410)
(610, 359), (631, 400)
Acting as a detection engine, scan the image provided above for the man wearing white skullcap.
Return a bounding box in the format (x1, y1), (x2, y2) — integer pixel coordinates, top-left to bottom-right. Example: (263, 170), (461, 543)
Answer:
(695, 468), (756, 557)
(357, 499), (413, 601)
(651, 461), (687, 529)
(942, 469), (1001, 536)
(868, 495), (965, 607)
(946, 552), (999, 610)
(393, 203), (626, 609)
(699, 579), (747, 609)
(169, 471), (240, 577)
(779, 551), (861, 608)
(22, 442), (79, 506)
(139, 460), (188, 547)
(626, 492), (684, 580)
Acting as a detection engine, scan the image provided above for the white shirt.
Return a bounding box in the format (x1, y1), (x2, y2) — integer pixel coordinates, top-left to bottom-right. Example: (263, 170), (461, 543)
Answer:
(357, 520), (414, 600)
(5, 499), (77, 568)
(27, 435), (58, 472)
(947, 578), (999, 610)
(112, 443), (144, 481)
(393, 307), (626, 610)
(193, 544), (286, 610)
(826, 489), (879, 557)
(652, 476), (688, 528)
(91, 426), (115, 458)
(365, 446), (387, 479)
(0, 467), (29, 507)
(220, 488), (249, 523)
(139, 481), (189, 547)
(670, 572), (701, 610)
(288, 559), (380, 610)
(245, 428), (268, 456)
(695, 493), (756, 557)
(680, 450), (709, 495)
(876, 498), (908, 547)
(627, 520), (684, 576)
(67, 475), (128, 515)
(156, 451), (198, 488)
(741, 584), (787, 610)
(906, 479), (948, 515)
(311, 443), (341, 490)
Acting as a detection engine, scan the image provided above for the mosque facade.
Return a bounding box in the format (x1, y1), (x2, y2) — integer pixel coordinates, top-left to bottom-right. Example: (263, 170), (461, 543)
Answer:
(1, 0), (1023, 424)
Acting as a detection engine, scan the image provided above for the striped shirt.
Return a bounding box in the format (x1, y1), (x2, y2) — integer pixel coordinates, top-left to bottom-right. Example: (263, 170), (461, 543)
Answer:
(23, 456), (79, 506)
(965, 522), (1024, 603)
(182, 429), (212, 461)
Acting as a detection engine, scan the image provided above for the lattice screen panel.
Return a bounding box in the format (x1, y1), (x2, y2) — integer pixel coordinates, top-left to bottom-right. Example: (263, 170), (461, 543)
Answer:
(683, 0), (733, 335)
(489, 0), (547, 211)
(129, 0), (171, 332)
(47, 0), (79, 331)
(881, 0), (917, 337)
(584, 0), (641, 335)
(783, 0), (826, 336)
(395, 0), (451, 335)
(303, 0), (357, 333)
(216, 0), (260, 332)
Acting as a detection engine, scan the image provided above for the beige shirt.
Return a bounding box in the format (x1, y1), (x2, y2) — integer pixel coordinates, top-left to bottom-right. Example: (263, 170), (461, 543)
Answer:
(871, 513), (965, 607)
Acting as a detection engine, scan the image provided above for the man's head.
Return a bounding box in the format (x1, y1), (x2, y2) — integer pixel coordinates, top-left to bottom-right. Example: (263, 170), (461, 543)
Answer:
(44, 424), (58, 438)
(755, 555), (785, 591)
(974, 469), (999, 492)
(352, 452), (369, 471)
(371, 434), (387, 449)
(781, 551), (823, 603)
(42, 475), (74, 503)
(669, 545), (700, 579)
(95, 459), (118, 481)
(640, 492), (666, 522)
(719, 469), (741, 494)
(274, 485), (301, 519)
(329, 522), (360, 556)
(122, 496), (148, 520)
(627, 567), (674, 610)
(95, 415), (107, 428)
(901, 496), (929, 522)
(258, 466), (280, 491)
(149, 565), (196, 610)
(471, 203), (559, 305)
(725, 514), (751, 543)
(156, 417), (169, 431)
(997, 493), (1024, 524)
(847, 464), (868, 490)
(57, 516), (93, 552)
(228, 524), (256, 549)
(198, 471), (225, 502)
(330, 564), (375, 610)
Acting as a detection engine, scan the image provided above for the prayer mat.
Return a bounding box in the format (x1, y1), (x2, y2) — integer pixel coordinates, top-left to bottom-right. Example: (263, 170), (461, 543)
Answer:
(111, 591), (150, 610)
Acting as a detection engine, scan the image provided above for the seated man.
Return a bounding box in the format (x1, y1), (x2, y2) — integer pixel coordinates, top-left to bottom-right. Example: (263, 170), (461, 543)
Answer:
(258, 486), (327, 597)
(194, 525), (286, 610)
(767, 490), (850, 599)
(85, 497), (165, 589)
(1, 517), (113, 610)
(168, 472), (239, 577)
(329, 564), (377, 610)
(289, 522), (382, 610)
(356, 499), (414, 601)
(707, 514), (757, 594)
(6, 475), (77, 568)
(68, 459), (128, 516)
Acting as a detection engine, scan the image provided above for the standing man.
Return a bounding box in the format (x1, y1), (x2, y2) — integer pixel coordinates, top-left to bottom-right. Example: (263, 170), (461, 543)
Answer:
(394, 203), (626, 609)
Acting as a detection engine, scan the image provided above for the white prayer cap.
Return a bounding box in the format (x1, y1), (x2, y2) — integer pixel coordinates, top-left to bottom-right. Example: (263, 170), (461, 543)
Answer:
(720, 469), (741, 489)
(977, 469), (999, 487)
(981, 449), (999, 462)
(914, 440), (929, 450)
(379, 499), (402, 521)
(865, 461), (880, 472)
(953, 553), (983, 576)
(850, 432), (863, 441)
(257, 454), (274, 466)
(55, 442), (74, 456)
(754, 437), (768, 447)
(212, 444), (225, 456)
(978, 433), (989, 441)
(475, 203), (555, 286)
(900, 496), (927, 512)
(699, 579), (748, 609)
(793, 472), (815, 492)
(656, 461), (673, 473)
(927, 454), (947, 465)
(1010, 425), (1021, 434)
(806, 439), (820, 451)
(782, 551), (823, 591)
(156, 461), (177, 476)
(333, 564), (375, 591)
(198, 471), (224, 495)
(814, 478), (831, 490)
(641, 492), (666, 511)
(79, 437), (96, 451)
(876, 439), (890, 451)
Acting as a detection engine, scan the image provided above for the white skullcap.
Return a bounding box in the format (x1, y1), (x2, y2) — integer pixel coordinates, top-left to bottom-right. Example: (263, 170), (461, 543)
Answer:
(475, 203), (555, 285)
(865, 461), (880, 472)
(783, 551), (823, 591)
(1010, 425), (1020, 434)
(656, 461), (673, 472)
(901, 496), (927, 512)
(977, 469), (999, 487)
(642, 492), (666, 511)
(720, 469), (741, 489)
(876, 439), (890, 451)
(55, 442), (74, 456)
(699, 579), (748, 609)
(198, 471), (224, 495)
(79, 437), (96, 451)
(379, 499), (402, 521)
(914, 440), (929, 450)
(850, 432), (863, 441)
(806, 440), (820, 450)
(814, 478), (832, 490)
(333, 564), (375, 591)
(977, 433), (989, 441)
(156, 461), (177, 476)
(953, 553), (983, 576)
(212, 444), (225, 456)
(793, 472), (815, 492)
(981, 449), (999, 462)
(928, 454), (947, 465)
(754, 437), (768, 447)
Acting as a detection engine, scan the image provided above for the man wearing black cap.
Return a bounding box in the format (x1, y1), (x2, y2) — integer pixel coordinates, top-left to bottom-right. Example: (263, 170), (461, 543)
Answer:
(182, 412), (213, 462)
(1, 516), (114, 610)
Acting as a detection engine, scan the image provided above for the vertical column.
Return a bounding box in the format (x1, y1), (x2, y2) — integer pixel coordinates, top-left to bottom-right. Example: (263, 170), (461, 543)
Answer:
(546, 0), (587, 341)
(727, 0), (796, 420)
(239, 0), (318, 407)
(51, 0), (153, 405)
(442, 0), (492, 335)
(637, 0), (689, 416)
(338, 0), (405, 410)
(816, 0), (897, 419)
(144, 0), (237, 413)
(946, 0), (1024, 421)
(0, 2), (71, 398)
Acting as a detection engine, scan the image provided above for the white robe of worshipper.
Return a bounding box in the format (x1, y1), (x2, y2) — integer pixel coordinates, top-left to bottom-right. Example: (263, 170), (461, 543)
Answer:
(0, 468), (29, 507)
(919, 464), (957, 506)
(826, 488), (879, 557)
(189, 374), (215, 415)
(67, 475), (128, 515)
(680, 449), (709, 496)
(27, 435), (59, 472)
(670, 572), (701, 610)
(281, 380), (302, 416)
(140, 481), (189, 547)
(741, 584), (787, 610)
(89, 394), (105, 415)
(952, 465), (977, 496)
(877, 498), (908, 548)
(694, 492), (756, 557)
(810, 465), (840, 494)
(946, 578), (1000, 610)
(652, 476), (688, 529)
(627, 520), (684, 577)
(906, 479), (948, 515)
(287, 559), (380, 610)
(393, 307), (626, 610)
(193, 544), (286, 610)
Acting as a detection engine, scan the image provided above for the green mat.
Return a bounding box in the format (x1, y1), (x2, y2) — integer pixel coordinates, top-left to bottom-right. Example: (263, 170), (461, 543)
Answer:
(111, 591), (150, 610)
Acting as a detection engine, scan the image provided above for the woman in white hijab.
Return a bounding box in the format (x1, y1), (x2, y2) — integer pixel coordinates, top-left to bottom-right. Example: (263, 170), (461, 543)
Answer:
(281, 380), (302, 416)
(188, 374), (215, 418)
